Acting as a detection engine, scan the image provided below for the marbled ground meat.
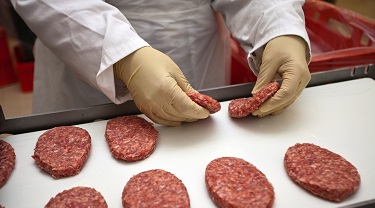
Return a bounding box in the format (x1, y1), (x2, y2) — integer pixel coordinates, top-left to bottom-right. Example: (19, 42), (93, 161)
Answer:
(284, 143), (361, 202)
(105, 115), (158, 162)
(205, 157), (275, 208)
(0, 140), (16, 187)
(122, 169), (190, 208)
(45, 186), (108, 208)
(186, 91), (221, 114)
(32, 126), (91, 179)
(229, 81), (280, 118)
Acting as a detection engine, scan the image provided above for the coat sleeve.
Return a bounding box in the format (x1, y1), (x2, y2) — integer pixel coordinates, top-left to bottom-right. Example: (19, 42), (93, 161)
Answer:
(211, 0), (311, 76)
(11, 0), (148, 104)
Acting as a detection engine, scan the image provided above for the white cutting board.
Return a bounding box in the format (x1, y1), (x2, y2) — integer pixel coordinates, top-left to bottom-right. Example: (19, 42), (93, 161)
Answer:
(1, 78), (375, 208)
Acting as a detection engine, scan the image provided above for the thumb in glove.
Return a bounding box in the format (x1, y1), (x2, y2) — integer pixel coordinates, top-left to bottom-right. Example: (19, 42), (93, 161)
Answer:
(252, 35), (311, 117)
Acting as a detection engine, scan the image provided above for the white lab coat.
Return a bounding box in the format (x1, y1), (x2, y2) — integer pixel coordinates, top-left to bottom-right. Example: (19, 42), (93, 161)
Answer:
(11, 0), (311, 114)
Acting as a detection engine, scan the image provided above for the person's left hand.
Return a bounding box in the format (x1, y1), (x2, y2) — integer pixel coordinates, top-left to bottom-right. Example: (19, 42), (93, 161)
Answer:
(252, 35), (311, 117)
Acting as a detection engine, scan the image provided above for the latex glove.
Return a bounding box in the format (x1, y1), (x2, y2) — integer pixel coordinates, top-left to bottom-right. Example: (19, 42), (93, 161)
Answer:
(252, 35), (311, 117)
(113, 46), (209, 126)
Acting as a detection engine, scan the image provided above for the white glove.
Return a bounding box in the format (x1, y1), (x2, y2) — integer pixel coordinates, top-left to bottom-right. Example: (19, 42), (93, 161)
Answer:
(114, 46), (209, 126)
(252, 35), (311, 117)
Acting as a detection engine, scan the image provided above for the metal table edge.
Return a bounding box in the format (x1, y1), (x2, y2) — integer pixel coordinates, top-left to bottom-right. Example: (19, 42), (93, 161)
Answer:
(0, 64), (375, 208)
(1, 64), (374, 136)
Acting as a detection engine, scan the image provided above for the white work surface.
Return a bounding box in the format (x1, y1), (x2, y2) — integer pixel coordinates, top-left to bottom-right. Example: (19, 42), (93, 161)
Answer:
(1, 78), (375, 208)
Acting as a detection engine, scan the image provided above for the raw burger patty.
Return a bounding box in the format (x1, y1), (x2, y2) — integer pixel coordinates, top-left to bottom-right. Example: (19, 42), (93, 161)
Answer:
(205, 157), (275, 208)
(122, 169), (190, 208)
(186, 91), (221, 114)
(229, 81), (280, 118)
(0, 140), (16, 188)
(284, 143), (361, 202)
(45, 186), (108, 208)
(105, 115), (158, 162)
(32, 126), (91, 179)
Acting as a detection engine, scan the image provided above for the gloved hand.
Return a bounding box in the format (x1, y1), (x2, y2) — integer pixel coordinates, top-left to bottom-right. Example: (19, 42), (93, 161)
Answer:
(113, 46), (209, 126)
(252, 35), (311, 117)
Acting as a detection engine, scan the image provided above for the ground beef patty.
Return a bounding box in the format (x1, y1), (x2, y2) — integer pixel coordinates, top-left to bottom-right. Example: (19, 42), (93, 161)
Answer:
(122, 169), (190, 208)
(205, 157), (275, 208)
(229, 81), (280, 118)
(252, 81), (280, 103)
(186, 91), (221, 114)
(45, 186), (108, 208)
(284, 143), (361, 202)
(32, 126), (91, 179)
(105, 115), (158, 162)
(0, 140), (16, 188)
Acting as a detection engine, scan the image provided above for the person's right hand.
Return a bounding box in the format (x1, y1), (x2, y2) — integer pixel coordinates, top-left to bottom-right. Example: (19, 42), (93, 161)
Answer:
(113, 46), (209, 126)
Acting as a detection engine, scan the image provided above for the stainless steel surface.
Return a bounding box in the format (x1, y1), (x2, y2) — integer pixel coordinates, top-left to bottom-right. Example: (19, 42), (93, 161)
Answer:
(1, 64), (374, 135)
(339, 199), (375, 208)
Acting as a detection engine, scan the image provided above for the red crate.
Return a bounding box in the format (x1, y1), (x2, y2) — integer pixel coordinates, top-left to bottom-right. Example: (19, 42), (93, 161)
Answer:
(230, 37), (257, 84)
(304, 0), (375, 72)
(16, 62), (34, 92)
(16, 61), (34, 92)
(0, 27), (17, 87)
(230, 0), (375, 84)
(14, 46), (34, 92)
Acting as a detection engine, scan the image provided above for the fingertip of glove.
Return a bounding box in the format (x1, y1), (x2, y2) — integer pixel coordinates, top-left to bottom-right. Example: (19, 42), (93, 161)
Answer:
(160, 120), (182, 127)
(251, 110), (265, 117)
(198, 108), (210, 119)
(185, 97), (210, 119)
(252, 106), (285, 117)
(185, 118), (198, 123)
(146, 113), (182, 127)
